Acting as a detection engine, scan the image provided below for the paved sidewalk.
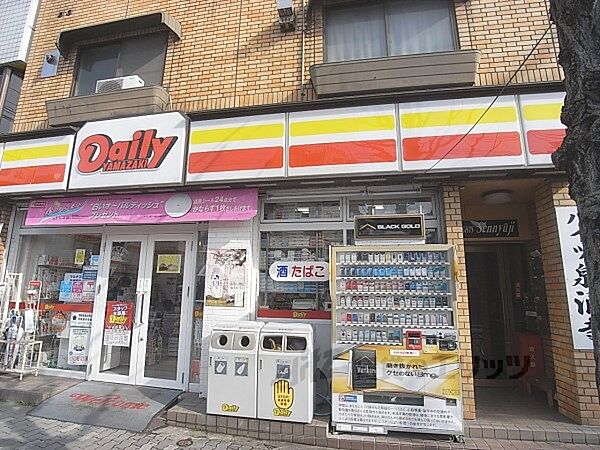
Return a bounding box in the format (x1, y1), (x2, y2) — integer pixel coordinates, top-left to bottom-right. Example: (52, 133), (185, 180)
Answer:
(0, 400), (598, 449)
(0, 400), (324, 450)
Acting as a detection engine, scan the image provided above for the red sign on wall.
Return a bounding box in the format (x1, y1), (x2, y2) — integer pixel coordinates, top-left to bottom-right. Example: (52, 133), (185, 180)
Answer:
(103, 301), (134, 347)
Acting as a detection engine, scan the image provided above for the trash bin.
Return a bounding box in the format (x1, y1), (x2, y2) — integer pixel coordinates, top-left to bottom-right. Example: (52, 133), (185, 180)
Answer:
(257, 322), (313, 423)
(207, 321), (264, 418)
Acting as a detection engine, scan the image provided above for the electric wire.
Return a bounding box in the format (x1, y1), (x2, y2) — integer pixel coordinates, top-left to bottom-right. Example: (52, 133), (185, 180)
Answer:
(423, 21), (554, 174)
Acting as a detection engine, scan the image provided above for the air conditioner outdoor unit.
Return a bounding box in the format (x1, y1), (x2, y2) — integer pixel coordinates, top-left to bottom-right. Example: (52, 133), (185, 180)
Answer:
(95, 75), (145, 94)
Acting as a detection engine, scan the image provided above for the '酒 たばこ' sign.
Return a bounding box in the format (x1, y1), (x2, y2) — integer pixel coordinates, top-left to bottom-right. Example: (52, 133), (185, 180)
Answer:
(269, 261), (329, 282)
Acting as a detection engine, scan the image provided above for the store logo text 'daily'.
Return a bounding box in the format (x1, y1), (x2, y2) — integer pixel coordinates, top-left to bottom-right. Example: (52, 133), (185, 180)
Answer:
(77, 129), (178, 174)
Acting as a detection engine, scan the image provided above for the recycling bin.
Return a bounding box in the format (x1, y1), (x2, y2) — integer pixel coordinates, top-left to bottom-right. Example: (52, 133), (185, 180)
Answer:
(207, 321), (264, 418)
(257, 322), (313, 423)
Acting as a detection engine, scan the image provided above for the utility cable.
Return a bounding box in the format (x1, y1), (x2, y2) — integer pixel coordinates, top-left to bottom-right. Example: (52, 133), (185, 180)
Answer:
(423, 21), (553, 173)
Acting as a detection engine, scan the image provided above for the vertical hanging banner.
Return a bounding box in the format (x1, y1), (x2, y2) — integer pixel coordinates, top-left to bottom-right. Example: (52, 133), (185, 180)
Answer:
(556, 207), (593, 349)
(205, 249), (247, 307)
(103, 301), (134, 347)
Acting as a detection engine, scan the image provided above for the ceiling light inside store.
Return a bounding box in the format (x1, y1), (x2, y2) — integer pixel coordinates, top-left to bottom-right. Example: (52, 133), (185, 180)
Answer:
(481, 190), (512, 204)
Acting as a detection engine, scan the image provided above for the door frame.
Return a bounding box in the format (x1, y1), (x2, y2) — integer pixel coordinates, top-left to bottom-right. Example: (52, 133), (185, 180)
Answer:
(89, 234), (149, 385)
(88, 228), (198, 390)
(134, 233), (195, 389)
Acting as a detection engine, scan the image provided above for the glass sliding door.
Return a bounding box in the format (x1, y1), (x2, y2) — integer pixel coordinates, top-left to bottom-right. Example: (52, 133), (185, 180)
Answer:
(135, 236), (192, 389)
(93, 237), (147, 384)
(91, 233), (193, 389)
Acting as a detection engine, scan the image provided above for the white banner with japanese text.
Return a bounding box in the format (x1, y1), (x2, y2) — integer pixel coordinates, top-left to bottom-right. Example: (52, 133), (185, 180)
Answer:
(556, 206), (593, 350)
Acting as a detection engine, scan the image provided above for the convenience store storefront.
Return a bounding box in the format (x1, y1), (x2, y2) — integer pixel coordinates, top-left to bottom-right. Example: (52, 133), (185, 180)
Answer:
(3, 90), (596, 425)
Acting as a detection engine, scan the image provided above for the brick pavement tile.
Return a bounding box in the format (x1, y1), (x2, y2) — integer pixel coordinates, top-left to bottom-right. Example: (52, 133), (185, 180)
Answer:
(519, 429), (534, 441)
(259, 420), (270, 433)
(544, 430), (559, 442)
(482, 428), (496, 439)
(531, 430), (546, 441)
(327, 437), (341, 448)
(469, 427), (483, 438)
(558, 431), (573, 443)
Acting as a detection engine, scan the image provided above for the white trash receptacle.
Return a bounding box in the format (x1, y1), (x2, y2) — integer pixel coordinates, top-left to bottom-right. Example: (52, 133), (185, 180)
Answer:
(257, 322), (313, 423)
(207, 321), (264, 418)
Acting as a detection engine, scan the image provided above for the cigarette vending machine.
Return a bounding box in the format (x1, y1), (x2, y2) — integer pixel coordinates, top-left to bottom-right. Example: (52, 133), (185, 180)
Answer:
(330, 245), (463, 438)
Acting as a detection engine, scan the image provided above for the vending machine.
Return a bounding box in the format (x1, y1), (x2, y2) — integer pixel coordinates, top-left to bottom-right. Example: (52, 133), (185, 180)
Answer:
(330, 245), (463, 438)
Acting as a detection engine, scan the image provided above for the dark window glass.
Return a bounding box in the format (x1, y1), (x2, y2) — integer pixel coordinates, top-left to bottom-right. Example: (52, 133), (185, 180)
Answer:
(74, 33), (167, 96)
(0, 69), (24, 133)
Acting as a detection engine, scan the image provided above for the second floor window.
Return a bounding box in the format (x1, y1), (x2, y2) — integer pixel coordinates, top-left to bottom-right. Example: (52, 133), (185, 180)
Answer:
(74, 33), (168, 96)
(325, 0), (456, 63)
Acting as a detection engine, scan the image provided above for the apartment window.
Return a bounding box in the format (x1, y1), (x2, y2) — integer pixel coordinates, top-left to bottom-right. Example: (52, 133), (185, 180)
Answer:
(74, 33), (168, 96)
(325, 0), (456, 63)
(0, 68), (23, 134)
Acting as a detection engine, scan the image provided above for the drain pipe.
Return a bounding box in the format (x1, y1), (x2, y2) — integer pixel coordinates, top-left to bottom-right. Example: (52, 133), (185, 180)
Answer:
(300, 0), (306, 98)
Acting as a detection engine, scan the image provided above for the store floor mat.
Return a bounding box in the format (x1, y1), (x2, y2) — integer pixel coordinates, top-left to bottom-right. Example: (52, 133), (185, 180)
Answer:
(28, 381), (182, 432)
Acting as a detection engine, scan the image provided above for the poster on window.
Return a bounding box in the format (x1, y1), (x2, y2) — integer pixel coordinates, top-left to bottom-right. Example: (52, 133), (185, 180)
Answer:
(556, 207), (593, 350)
(68, 327), (90, 365)
(156, 254), (182, 274)
(332, 339), (463, 435)
(103, 301), (134, 347)
(205, 249), (247, 307)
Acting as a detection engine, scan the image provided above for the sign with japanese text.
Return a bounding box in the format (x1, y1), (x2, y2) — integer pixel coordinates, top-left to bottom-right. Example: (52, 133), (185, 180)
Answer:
(556, 207), (593, 350)
(268, 261), (329, 282)
(332, 340), (463, 434)
(24, 188), (258, 226)
(69, 112), (188, 190)
(103, 301), (134, 347)
(205, 249), (247, 307)
(68, 327), (90, 365)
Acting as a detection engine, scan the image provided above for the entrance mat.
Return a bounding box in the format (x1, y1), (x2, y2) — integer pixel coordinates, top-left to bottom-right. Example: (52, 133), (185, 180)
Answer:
(28, 381), (181, 432)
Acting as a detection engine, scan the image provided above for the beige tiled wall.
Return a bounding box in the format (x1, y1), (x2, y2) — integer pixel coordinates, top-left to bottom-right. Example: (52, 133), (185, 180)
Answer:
(13, 0), (561, 132)
(442, 184), (475, 420)
(534, 180), (599, 426)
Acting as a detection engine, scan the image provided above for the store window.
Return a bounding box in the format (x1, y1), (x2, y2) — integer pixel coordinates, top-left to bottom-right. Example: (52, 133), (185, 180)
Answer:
(258, 193), (443, 316)
(74, 33), (168, 96)
(259, 230), (342, 312)
(15, 234), (102, 372)
(263, 200), (341, 221)
(325, 0), (456, 62)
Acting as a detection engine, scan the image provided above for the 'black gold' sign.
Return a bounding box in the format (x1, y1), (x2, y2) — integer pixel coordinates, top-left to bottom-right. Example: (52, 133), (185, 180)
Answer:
(355, 215), (425, 240)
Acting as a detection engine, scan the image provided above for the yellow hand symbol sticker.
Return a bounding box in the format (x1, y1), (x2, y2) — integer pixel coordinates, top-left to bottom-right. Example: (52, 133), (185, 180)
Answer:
(273, 379), (294, 410)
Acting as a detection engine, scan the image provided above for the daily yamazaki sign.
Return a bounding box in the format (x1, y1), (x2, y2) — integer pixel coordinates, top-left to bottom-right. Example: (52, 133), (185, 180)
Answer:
(69, 112), (188, 190)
